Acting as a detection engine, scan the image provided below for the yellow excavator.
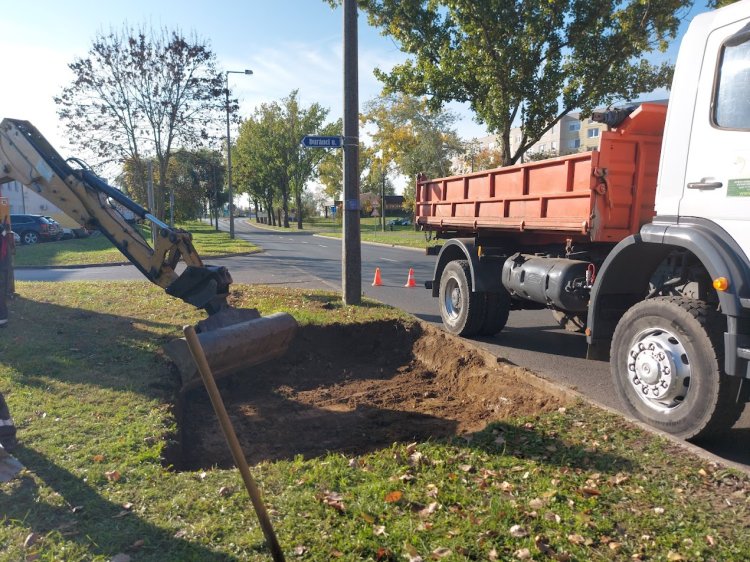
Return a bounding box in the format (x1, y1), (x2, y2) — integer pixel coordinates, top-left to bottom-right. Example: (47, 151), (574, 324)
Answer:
(0, 118), (297, 391)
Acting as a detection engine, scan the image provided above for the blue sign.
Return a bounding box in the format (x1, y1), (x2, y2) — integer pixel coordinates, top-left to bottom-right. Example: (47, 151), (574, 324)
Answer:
(301, 135), (343, 148)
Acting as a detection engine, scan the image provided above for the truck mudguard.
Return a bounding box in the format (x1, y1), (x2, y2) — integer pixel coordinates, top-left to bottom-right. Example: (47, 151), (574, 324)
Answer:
(588, 217), (750, 375)
(430, 238), (502, 297)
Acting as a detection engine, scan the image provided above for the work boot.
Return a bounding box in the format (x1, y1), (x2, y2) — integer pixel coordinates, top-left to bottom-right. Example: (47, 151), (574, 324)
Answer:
(0, 392), (17, 453)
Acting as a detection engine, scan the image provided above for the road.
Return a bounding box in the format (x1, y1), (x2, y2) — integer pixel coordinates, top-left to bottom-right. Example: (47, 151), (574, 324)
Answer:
(16, 218), (750, 467)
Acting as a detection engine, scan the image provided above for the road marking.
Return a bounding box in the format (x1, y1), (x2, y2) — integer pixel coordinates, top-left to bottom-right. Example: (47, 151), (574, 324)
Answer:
(318, 244), (328, 248)
(380, 258), (396, 262)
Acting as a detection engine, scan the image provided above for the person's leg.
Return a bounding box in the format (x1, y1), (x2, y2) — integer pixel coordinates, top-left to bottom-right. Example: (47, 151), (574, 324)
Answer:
(0, 392), (16, 452)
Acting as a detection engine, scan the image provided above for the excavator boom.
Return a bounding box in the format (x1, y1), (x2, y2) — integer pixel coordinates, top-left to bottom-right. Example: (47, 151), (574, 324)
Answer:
(0, 118), (297, 389)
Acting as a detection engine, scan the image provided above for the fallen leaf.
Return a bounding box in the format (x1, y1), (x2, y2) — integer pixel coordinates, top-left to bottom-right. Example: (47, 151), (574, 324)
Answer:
(373, 525), (387, 536)
(128, 539), (144, 551)
(535, 535), (555, 557)
(706, 535), (716, 547)
(431, 547), (452, 558)
(409, 451), (425, 466)
(544, 512), (561, 524)
(293, 545), (308, 556)
(320, 491), (345, 513)
(418, 502), (439, 518)
(173, 530), (187, 539)
(426, 484), (439, 498)
(330, 549), (344, 558)
(376, 547), (392, 561)
(384, 490), (403, 503)
(567, 534), (585, 545)
(579, 487), (600, 497)
(359, 512), (375, 524)
(488, 548), (499, 561)
(92, 454), (105, 463)
(667, 552), (685, 561)
(609, 542), (622, 552)
(122, 502), (133, 510)
(515, 547), (532, 559)
(653, 507), (665, 514)
(105, 470), (121, 482)
(23, 533), (39, 548)
(509, 525), (528, 538)
(529, 498), (545, 509)
(698, 468), (708, 477)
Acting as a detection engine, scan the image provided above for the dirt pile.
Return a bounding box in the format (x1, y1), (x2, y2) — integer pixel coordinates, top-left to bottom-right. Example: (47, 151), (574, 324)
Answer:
(180, 320), (567, 469)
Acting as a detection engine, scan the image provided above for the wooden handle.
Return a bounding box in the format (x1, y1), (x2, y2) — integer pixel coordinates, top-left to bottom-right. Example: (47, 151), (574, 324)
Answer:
(183, 325), (285, 562)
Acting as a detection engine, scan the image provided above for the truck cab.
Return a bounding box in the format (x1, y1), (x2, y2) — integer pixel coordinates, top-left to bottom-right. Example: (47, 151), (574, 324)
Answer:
(589, 3), (750, 439)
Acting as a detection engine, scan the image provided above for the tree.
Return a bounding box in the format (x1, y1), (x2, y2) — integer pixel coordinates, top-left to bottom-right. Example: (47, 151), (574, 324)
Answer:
(56, 24), (226, 220)
(353, 0), (692, 166)
(233, 91), (334, 229)
(169, 149), (225, 223)
(363, 93), (462, 213)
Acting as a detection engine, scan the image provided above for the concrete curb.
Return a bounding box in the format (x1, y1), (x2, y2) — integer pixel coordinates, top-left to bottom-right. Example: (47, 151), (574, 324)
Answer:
(13, 251), (261, 270)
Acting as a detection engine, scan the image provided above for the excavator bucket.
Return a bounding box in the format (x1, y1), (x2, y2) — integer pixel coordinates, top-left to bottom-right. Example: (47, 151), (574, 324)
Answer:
(164, 308), (298, 392)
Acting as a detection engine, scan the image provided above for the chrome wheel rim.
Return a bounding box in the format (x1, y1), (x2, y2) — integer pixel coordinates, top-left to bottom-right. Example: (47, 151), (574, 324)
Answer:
(626, 327), (691, 413)
(443, 277), (462, 322)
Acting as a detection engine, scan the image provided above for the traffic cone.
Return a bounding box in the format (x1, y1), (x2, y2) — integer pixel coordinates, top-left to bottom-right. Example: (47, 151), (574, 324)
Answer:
(372, 267), (383, 286)
(404, 268), (417, 288)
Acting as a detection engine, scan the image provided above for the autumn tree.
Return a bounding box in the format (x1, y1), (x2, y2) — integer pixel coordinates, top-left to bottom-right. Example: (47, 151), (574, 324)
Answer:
(351, 0), (693, 166)
(169, 149), (225, 224)
(362, 93), (462, 213)
(56, 25), (226, 220)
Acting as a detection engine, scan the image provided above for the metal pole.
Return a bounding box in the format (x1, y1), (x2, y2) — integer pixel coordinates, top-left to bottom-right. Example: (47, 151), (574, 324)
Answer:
(342, 0), (361, 305)
(225, 69), (253, 239)
(147, 161), (156, 246)
(225, 72), (235, 239)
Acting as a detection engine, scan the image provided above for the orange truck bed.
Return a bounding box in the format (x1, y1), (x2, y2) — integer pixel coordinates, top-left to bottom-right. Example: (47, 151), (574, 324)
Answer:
(416, 103), (667, 243)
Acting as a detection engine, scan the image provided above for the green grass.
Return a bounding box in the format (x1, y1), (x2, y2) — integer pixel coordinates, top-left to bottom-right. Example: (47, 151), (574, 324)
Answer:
(13, 221), (257, 267)
(248, 216), (442, 250)
(1, 281), (749, 561)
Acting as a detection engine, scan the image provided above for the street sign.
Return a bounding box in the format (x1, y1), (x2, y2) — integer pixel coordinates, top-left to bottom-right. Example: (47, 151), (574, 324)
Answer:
(301, 135), (343, 148)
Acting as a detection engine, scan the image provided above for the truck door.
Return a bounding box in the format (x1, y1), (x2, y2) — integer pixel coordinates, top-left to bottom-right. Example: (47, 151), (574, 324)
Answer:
(680, 17), (750, 253)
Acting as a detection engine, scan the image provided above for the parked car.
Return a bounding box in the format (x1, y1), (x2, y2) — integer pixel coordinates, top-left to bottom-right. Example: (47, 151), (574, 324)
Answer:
(9, 214), (62, 244)
(387, 218), (412, 227)
(12, 231), (20, 244)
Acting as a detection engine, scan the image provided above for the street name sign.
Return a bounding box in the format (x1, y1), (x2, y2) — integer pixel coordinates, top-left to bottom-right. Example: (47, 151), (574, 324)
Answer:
(301, 135), (343, 148)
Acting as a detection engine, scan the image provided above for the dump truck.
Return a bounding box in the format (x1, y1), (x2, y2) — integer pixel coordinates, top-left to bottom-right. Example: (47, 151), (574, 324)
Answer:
(418, 1), (750, 440)
(0, 119), (297, 391)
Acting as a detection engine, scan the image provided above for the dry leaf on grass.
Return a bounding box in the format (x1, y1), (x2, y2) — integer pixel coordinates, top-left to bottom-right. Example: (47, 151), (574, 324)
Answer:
(384, 490), (403, 503)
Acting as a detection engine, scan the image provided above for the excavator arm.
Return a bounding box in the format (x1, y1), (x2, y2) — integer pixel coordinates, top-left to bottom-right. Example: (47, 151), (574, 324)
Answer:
(0, 118), (233, 316)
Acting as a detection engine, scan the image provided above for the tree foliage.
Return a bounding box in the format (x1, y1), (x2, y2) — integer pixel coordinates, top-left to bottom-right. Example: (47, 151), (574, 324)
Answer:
(233, 91), (334, 228)
(363, 93), (462, 212)
(55, 24), (225, 220)
(353, 0), (692, 166)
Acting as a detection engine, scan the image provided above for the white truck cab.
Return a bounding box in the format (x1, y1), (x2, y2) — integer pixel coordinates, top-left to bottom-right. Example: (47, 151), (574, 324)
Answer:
(590, 2), (750, 439)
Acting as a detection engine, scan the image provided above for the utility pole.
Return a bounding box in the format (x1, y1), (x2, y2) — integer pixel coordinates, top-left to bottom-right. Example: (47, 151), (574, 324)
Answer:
(342, 0), (361, 305)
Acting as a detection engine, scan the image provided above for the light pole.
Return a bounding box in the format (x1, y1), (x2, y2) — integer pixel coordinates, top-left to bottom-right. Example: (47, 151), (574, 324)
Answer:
(225, 69), (253, 239)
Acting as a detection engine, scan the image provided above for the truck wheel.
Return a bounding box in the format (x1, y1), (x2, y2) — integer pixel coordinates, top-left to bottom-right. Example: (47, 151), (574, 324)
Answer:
(439, 260), (486, 337)
(551, 310), (586, 333)
(610, 296), (748, 440)
(480, 290), (511, 336)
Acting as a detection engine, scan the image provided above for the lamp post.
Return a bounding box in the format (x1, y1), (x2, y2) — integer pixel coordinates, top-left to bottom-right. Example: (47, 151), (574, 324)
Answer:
(225, 69), (253, 239)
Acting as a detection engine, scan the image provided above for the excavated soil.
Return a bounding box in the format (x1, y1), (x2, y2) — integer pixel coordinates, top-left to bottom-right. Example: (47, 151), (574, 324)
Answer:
(179, 320), (568, 469)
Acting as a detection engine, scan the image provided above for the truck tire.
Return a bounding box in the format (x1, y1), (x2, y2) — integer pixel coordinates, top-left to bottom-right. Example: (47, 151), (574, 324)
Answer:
(439, 260), (486, 337)
(610, 296), (748, 440)
(551, 310), (586, 333)
(480, 290), (511, 336)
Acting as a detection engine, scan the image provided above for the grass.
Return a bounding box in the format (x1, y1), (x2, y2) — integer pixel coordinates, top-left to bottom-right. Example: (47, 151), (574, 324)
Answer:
(13, 221), (257, 267)
(1, 281), (750, 561)
(249, 216), (442, 250)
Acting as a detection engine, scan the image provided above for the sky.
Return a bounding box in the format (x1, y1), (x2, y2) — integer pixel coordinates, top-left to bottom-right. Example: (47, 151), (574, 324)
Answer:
(0, 1), (711, 167)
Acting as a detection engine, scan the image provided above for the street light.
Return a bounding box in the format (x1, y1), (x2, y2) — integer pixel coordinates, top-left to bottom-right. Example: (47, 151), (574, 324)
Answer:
(225, 69), (253, 239)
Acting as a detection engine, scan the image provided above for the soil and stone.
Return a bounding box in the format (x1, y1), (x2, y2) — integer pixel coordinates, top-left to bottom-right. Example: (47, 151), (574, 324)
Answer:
(180, 320), (568, 469)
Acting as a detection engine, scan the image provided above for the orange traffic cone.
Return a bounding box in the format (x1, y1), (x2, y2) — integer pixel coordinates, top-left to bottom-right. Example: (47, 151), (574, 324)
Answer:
(372, 267), (383, 286)
(404, 268), (417, 288)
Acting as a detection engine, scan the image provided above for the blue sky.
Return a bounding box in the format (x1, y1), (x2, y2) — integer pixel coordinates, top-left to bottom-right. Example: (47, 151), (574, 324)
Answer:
(0, 0), (710, 156)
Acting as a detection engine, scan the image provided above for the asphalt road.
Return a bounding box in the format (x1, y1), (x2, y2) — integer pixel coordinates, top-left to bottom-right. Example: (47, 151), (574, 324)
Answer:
(16, 218), (750, 467)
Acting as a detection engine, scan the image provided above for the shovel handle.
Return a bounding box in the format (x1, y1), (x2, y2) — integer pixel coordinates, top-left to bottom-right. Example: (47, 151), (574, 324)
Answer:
(183, 325), (285, 562)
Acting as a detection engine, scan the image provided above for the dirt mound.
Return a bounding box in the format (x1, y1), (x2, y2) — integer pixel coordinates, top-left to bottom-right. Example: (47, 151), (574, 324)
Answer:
(180, 320), (566, 469)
